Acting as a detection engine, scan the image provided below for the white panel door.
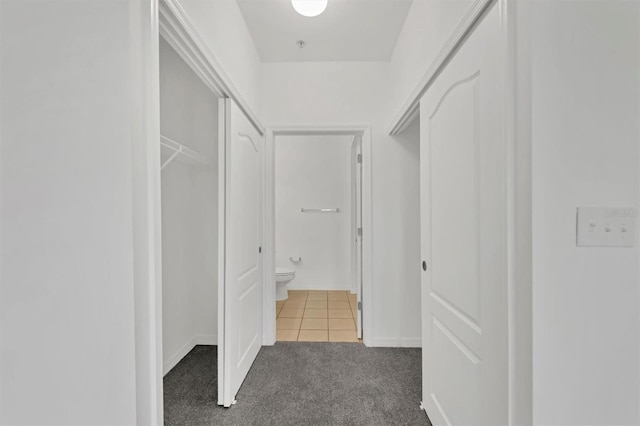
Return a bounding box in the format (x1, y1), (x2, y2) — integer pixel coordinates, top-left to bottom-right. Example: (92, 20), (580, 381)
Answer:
(419, 5), (508, 425)
(218, 98), (263, 407)
(355, 137), (363, 339)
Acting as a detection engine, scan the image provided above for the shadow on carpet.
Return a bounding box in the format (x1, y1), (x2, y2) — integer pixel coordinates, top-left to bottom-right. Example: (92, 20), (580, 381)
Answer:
(164, 343), (431, 425)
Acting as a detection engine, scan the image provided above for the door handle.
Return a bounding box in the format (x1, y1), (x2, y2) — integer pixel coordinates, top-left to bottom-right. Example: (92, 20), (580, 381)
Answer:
(258, 246), (262, 254)
(422, 261), (427, 271)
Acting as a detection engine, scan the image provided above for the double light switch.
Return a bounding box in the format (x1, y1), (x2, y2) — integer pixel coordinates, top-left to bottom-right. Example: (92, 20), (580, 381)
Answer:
(576, 207), (636, 247)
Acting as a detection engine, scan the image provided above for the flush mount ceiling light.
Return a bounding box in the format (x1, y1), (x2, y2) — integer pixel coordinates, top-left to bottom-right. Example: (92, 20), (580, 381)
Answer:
(291, 0), (328, 17)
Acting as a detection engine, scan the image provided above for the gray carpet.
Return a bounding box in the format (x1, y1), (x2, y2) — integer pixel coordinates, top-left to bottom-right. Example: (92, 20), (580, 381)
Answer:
(164, 343), (431, 425)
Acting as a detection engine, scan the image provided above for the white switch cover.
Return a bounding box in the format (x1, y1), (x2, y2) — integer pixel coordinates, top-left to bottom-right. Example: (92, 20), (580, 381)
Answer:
(577, 207), (636, 247)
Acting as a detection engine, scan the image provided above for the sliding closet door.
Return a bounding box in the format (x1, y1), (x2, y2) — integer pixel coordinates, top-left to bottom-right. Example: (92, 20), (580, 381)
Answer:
(419, 4), (508, 425)
(218, 98), (263, 407)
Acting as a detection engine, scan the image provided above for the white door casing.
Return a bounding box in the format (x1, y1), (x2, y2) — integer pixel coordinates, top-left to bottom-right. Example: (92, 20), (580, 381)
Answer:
(218, 98), (264, 407)
(355, 137), (363, 339)
(351, 138), (358, 295)
(419, 4), (508, 426)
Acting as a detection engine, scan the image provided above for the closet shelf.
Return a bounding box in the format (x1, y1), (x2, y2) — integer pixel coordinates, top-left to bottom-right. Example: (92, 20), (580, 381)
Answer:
(160, 135), (208, 170)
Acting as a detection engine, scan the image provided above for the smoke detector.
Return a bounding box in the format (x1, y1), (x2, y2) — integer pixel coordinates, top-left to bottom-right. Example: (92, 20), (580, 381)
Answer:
(296, 40), (306, 49)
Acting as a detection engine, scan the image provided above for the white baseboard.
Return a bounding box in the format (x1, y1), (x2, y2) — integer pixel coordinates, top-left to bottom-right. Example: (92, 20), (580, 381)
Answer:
(263, 332), (276, 346)
(400, 337), (422, 348)
(372, 337), (422, 348)
(288, 285), (352, 291)
(163, 338), (196, 376)
(371, 337), (398, 347)
(163, 334), (217, 376)
(195, 334), (217, 345)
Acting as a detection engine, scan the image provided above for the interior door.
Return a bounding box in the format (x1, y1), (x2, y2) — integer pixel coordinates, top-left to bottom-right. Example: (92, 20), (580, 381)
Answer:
(218, 98), (263, 407)
(419, 4), (508, 425)
(355, 137), (363, 339)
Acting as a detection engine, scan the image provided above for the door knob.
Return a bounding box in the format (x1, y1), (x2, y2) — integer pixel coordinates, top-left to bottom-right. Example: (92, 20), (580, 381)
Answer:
(422, 261), (427, 271)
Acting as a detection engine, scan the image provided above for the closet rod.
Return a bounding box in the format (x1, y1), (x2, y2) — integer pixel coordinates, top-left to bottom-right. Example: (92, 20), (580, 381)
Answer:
(160, 135), (207, 170)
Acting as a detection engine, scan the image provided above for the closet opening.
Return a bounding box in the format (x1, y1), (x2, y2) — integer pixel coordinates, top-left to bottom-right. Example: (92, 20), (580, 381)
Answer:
(158, 35), (221, 412)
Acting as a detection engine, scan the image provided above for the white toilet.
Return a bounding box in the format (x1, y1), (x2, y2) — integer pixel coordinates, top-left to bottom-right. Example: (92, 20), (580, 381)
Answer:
(275, 267), (296, 301)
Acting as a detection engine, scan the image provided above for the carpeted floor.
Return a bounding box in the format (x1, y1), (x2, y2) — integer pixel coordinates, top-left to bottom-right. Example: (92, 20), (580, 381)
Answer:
(164, 343), (431, 425)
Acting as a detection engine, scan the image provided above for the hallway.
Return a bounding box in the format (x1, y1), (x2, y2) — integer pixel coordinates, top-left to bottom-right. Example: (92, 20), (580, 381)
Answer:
(3, 0), (639, 424)
(164, 344), (428, 425)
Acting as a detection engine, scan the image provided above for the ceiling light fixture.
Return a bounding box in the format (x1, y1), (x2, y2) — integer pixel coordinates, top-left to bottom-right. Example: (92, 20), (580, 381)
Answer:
(291, 0), (328, 17)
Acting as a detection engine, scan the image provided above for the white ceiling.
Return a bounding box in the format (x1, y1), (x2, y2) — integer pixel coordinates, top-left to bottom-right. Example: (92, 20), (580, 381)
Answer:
(236, 0), (413, 62)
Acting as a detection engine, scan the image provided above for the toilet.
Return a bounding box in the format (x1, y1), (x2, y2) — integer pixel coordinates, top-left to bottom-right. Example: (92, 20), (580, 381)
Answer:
(275, 267), (296, 301)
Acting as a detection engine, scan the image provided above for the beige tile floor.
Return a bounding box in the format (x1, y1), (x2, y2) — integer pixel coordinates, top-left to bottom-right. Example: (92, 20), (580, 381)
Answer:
(276, 290), (362, 343)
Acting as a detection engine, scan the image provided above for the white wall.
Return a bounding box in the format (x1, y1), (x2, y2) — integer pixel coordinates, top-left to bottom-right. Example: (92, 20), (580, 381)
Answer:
(275, 135), (353, 291)
(262, 62), (422, 346)
(159, 38), (218, 374)
(390, 118), (422, 344)
(178, 0), (262, 118)
(0, 2), (137, 424)
(388, 0), (474, 121)
(528, 1), (640, 424)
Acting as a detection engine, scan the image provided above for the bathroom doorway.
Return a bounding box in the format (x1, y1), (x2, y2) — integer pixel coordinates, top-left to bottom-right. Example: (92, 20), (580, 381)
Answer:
(263, 126), (373, 345)
(274, 134), (359, 342)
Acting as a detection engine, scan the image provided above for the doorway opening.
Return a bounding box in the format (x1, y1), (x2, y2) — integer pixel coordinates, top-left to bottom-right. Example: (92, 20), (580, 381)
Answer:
(263, 126), (373, 346)
(271, 134), (362, 342)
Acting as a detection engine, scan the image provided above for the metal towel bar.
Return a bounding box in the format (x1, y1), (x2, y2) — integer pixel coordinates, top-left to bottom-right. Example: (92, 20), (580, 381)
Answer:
(300, 208), (340, 213)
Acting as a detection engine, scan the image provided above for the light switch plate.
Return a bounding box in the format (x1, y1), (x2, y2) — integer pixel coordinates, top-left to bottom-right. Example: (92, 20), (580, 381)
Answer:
(576, 207), (636, 247)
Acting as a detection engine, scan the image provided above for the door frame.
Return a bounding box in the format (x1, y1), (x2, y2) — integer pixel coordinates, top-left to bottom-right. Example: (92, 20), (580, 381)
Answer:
(263, 124), (374, 346)
(131, 0), (265, 423)
(350, 137), (359, 296)
(351, 136), (364, 338)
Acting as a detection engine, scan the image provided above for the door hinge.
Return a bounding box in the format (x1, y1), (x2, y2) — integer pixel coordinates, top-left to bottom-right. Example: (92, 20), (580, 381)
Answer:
(357, 227), (362, 237)
(357, 153), (362, 164)
(357, 301), (362, 311)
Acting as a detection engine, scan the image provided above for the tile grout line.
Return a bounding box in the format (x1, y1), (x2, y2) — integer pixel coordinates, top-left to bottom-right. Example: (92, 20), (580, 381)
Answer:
(297, 293), (308, 341)
(326, 292), (330, 342)
(296, 296), (302, 341)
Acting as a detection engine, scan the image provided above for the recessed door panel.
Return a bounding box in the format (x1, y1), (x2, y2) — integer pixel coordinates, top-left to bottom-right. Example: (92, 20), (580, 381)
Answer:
(431, 316), (480, 425)
(237, 281), (259, 366)
(236, 133), (260, 278)
(428, 75), (480, 324)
